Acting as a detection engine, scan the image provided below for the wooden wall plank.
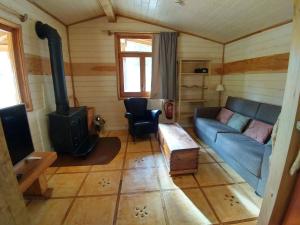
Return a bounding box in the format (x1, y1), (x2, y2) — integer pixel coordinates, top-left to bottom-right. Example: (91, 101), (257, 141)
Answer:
(223, 53), (289, 74)
(223, 23), (292, 106)
(25, 54), (71, 76)
(69, 16), (223, 129)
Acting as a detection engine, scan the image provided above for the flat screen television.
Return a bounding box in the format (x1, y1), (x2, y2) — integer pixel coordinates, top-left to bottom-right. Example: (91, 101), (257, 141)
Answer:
(0, 104), (34, 165)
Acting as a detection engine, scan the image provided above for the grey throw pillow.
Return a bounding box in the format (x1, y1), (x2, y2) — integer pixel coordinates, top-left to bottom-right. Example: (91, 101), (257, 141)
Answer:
(227, 113), (250, 132)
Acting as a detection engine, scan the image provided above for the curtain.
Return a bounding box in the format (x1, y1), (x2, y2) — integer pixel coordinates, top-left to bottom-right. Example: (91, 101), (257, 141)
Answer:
(151, 32), (178, 100)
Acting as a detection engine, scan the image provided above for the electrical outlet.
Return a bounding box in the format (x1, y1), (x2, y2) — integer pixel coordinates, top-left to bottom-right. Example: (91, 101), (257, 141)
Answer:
(296, 121), (300, 131)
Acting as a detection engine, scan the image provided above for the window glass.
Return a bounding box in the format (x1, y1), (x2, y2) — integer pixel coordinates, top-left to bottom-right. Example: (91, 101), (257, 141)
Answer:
(120, 38), (152, 52)
(0, 31), (20, 109)
(123, 57), (141, 92)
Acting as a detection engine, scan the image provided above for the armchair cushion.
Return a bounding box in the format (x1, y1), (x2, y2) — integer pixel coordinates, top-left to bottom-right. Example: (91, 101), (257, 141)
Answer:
(124, 98), (161, 137)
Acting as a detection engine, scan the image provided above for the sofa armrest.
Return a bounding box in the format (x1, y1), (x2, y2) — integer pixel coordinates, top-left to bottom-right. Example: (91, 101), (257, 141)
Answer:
(256, 146), (272, 196)
(261, 146), (272, 179)
(194, 107), (221, 121)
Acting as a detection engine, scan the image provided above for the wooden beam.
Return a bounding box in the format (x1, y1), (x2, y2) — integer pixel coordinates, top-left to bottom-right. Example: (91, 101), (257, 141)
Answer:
(258, 0), (300, 224)
(97, 0), (116, 22)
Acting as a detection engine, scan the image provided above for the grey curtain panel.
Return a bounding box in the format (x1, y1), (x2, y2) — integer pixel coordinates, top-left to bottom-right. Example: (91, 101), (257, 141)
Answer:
(151, 32), (178, 100)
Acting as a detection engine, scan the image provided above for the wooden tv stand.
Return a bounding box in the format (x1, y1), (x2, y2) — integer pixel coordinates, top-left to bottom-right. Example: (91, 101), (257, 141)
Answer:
(14, 151), (57, 198)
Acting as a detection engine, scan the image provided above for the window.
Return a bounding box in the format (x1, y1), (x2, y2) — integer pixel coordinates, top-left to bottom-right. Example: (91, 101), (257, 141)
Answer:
(115, 34), (153, 98)
(0, 21), (32, 110)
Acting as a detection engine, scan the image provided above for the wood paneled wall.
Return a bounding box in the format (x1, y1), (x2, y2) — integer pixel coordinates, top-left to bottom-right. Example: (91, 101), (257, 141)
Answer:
(0, 0), (73, 151)
(69, 16), (223, 130)
(223, 23), (292, 106)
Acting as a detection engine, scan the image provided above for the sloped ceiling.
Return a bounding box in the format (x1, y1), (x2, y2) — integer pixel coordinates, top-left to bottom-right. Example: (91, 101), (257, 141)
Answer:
(28, 0), (293, 43)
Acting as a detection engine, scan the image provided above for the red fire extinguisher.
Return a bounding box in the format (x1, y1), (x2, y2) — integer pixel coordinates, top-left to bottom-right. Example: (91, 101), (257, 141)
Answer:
(164, 100), (174, 120)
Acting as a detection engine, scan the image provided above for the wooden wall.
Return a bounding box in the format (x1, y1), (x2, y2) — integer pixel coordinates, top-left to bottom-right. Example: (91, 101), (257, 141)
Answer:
(0, 0), (73, 151)
(69, 16), (223, 130)
(222, 23), (292, 106)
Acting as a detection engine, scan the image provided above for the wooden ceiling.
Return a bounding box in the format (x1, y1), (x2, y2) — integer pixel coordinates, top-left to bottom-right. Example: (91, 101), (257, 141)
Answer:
(28, 0), (293, 43)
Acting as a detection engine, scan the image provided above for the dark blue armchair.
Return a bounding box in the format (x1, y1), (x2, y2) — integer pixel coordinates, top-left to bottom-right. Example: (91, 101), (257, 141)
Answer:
(124, 98), (161, 140)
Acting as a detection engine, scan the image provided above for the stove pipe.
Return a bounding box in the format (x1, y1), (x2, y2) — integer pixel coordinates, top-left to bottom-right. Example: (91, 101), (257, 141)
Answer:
(35, 21), (69, 114)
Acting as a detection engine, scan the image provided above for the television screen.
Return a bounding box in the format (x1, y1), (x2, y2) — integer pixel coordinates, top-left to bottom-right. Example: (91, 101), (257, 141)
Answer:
(0, 104), (34, 165)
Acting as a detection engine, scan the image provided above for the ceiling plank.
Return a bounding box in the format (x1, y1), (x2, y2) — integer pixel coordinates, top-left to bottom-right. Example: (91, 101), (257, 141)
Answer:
(118, 14), (223, 44)
(97, 0), (116, 22)
(26, 0), (66, 26)
(225, 19), (293, 44)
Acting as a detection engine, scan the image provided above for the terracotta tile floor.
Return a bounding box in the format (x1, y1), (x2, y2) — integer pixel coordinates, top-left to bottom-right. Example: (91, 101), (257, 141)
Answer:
(27, 129), (261, 225)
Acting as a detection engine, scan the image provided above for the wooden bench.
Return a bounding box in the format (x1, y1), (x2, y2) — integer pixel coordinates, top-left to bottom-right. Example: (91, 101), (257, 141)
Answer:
(158, 123), (199, 175)
(14, 151), (57, 197)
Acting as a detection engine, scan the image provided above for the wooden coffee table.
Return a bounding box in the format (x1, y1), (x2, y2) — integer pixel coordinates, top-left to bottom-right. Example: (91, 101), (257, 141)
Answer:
(158, 123), (199, 175)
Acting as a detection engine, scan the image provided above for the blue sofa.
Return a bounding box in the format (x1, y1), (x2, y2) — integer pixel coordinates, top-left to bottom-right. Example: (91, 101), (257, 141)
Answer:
(194, 97), (281, 196)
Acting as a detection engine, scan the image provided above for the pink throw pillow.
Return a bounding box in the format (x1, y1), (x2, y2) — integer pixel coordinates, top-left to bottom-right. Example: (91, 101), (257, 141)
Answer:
(216, 108), (234, 124)
(244, 120), (273, 144)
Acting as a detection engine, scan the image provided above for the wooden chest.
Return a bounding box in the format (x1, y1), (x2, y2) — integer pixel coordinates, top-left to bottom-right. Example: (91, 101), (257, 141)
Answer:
(158, 123), (199, 175)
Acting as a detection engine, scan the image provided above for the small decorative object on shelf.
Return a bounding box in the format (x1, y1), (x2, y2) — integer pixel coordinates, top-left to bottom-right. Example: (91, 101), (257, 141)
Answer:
(194, 67), (208, 73)
(94, 115), (105, 133)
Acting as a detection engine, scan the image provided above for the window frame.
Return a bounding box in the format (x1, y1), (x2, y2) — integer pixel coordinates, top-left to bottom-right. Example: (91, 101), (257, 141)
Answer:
(0, 19), (32, 111)
(115, 33), (153, 99)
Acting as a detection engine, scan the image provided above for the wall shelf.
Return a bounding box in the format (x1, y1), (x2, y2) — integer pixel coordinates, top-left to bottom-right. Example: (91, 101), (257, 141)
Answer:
(177, 58), (210, 126)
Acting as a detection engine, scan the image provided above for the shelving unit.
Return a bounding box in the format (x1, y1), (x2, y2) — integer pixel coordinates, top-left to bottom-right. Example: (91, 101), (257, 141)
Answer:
(177, 58), (210, 127)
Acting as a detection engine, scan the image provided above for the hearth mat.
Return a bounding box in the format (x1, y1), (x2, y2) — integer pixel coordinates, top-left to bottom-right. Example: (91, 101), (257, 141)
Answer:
(51, 137), (121, 167)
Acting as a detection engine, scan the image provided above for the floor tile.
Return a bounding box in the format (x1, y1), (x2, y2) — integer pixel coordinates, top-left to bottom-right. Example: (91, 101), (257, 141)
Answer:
(203, 184), (261, 223)
(56, 166), (91, 173)
(117, 192), (166, 225)
(79, 171), (121, 196)
(150, 135), (161, 152)
(153, 152), (166, 168)
(64, 196), (117, 225)
(197, 139), (209, 148)
(195, 163), (234, 186)
(108, 130), (128, 137)
(45, 167), (58, 175)
(198, 148), (215, 164)
(238, 183), (262, 208)
(233, 220), (257, 225)
(205, 148), (224, 163)
(124, 152), (155, 169)
(91, 154), (124, 171)
(27, 198), (72, 225)
(158, 166), (198, 190)
(119, 141), (127, 154)
(163, 189), (218, 225)
(127, 140), (152, 153)
(121, 168), (160, 193)
(219, 162), (245, 183)
(48, 173), (86, 197)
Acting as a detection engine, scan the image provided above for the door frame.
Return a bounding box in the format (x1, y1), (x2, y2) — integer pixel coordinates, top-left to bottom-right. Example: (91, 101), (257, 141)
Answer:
(258, 0), (300, 224)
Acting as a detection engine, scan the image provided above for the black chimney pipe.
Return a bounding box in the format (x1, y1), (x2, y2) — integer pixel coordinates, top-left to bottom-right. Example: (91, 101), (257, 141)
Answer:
(35, 21), (69, 114)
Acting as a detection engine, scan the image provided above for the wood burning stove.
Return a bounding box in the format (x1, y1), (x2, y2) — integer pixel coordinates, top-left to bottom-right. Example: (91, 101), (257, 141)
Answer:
(35, 21), (98, 156)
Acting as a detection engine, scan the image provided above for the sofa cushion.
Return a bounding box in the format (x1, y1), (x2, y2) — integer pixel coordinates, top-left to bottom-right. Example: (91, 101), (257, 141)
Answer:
(244, 120), (273, 144)
(216, 108), (234, 124)
(255, 103), (281, 125)
(215, 133), (265, 176)
(195, 118), (240, 142)
(226, 97), (260, 118)
(227, 113), (251, 132)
